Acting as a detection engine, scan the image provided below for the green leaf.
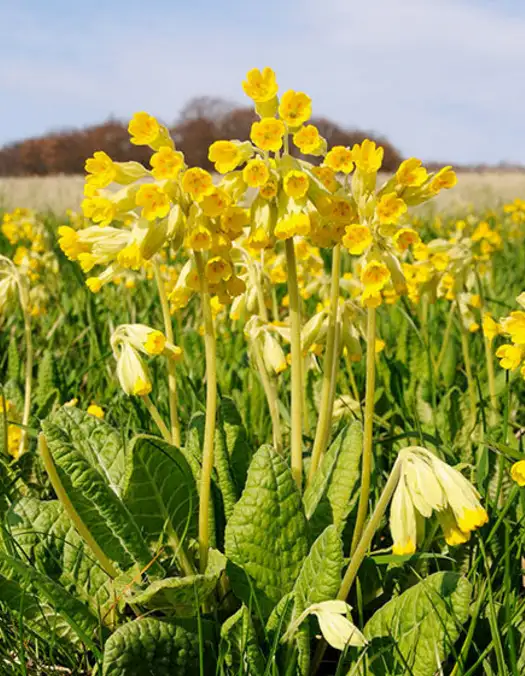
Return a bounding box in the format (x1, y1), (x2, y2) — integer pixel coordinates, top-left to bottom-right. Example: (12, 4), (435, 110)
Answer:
(0, 552), (103, 653)
(303, 422), (362, 538)
(364, 571), (472, 676)
(0, 573), (89, 648)
(123, 434), (198, 549)
(214, 404), (238, 521)
(42, 407), (158, 572)
(6, 496), (114, 617)
(293, 525), (343, 612)
(220, 605), (266, 675)
(126, 549), (225, 614)
(102, 617), (201, 675)
(220, 396), (253, 493)
(225, 445), (309, 619)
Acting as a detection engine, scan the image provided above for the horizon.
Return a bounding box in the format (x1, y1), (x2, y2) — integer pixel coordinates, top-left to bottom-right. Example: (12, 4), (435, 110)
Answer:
(1, 0), (524, 165)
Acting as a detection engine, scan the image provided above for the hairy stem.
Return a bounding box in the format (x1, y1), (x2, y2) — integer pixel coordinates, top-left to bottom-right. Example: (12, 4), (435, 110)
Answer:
(308, 244), (341, 485)
(350, 306), (377, 554)
(285, 237), (303, 490)
(153, 260), (181, 447)
(194, 251), (218, 572)
(141, 395), (172, 443)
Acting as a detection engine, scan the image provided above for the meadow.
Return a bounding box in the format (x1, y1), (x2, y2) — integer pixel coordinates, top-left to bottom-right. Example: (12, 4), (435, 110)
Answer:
(1, 68), (525, 676)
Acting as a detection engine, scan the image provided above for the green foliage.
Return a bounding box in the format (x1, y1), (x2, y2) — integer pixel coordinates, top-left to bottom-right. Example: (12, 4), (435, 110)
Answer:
(364, 572), (472, 675)
(225, 444), (309, 619)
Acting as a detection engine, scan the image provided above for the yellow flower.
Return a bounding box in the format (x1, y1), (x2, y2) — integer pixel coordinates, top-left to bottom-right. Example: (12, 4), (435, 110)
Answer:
(361, 260), (390, 292)
(482, 313), (500, 343)
(7, 425), (23, 459)
(312, 166), (339, 193)
(259, 179), (278, 199)
(221, 206), (249, 237)
(208, 141), (243, 174)
(342, 224), (372, 255)
(429, 166), (457, 193)
(278, 90), (312, 127)
(324, 146), (354, 174)
(352, 139), (383, 173)
(136, 184), (170, 221)
(394, 227), (420, 251)
(501, 311), (525, 345)
(293, 125), (323, 155)
(150, 147), (184, 180)
(375, 339), (386, 353)
(206, 257), (232, 284)
(243, 159), (270, 187)
(376, 193), (407, 225)
(283, 171), (309, 199)
(201, 188), (231, 218)
(511, 460), (525, 486)
(250, 118), (285, 152)
(495, 344), (523, 370)
(58, 226), (89, 260)
(117, 242), (143, 270)
(396, 158), (428, 187)
(85, 151), (117, 188)
(86, 277), (103, 293)
(274, 213), (310, 240)
(187, 224), (213, 251)
(143, 330), (166, 355)
(87, 404), (104, 419)
(128, 112), (160, 146)
(437, 509), (471, 546)
(181, 168), (215, 200)
(82, 197), (116, 227)
(242, 67), (278, 102)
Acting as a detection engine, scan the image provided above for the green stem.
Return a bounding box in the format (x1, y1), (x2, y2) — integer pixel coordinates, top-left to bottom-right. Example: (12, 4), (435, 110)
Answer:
(434, 301), (455, 376)
(141, 395), (172, 443)
(350, 306), (377, 554)
(459, 316), (477, 430)
(285, 237), (303, 490)
(252, 342), (283, 454)
(153, 260), (181, 447)
(311, 458), (402, 674)
(308, 245), (341, 485)
(194, 251), (218, 573)
(39, 434), (119, 578)
(345, 353), (361, 407)
(19, 311), (32, 455)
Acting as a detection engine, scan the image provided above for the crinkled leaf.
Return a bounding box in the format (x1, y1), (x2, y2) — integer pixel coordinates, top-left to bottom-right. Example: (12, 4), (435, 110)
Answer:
(303, 422), (362, 538)
(6, 496), (114, 617)
(364, 572), (471, 676)
(126, 549), (225, 614)
(0, 553), (103, 652)
(214, 407), (238, 521)
(102, 617), (201, 675)
(220, 396), (253, 493)
(220, 605), (266, 675)
(123, 435), (198, 549)
(225, 445), (309, 619)
(42, 408), (158, 573)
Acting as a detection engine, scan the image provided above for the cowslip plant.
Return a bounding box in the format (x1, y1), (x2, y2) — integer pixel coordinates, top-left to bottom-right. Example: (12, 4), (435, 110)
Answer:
(1, 67), (513, 676)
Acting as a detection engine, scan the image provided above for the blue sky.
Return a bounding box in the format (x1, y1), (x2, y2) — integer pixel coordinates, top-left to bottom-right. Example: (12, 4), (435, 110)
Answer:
(1, 0), (524, 164)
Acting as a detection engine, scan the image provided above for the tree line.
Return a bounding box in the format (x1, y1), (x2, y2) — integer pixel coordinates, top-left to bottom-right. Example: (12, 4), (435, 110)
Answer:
(0, 97), (403, 176)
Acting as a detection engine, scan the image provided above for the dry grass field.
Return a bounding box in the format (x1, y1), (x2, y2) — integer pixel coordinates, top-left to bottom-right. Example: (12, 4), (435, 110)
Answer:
(1, 171), (524, 214)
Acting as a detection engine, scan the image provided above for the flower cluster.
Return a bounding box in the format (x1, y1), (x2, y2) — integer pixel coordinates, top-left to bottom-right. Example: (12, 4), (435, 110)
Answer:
(390, 446), (488, 555)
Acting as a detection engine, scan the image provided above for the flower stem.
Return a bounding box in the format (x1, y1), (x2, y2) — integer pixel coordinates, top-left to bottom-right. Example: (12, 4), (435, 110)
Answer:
(484, 336), (497, 425)
(434, 301), (455, 376)
(153, 260), (181, 447)
(350, 306), (377, 555)
(19, 310), (32, 455)
(39, 433), (119, 579)
(141, 395), (172, 443)
(194, 251), (218, 572)
(250, 263), (283, 453)
(459, 316), (477, 429)
(308, 244), (341, 485)
(285, 237), (303, 490)
(311, 457), (402, 674)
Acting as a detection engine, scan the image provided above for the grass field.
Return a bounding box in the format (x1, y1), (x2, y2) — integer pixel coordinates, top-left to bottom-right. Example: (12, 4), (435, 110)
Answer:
(1, 111), (525, 675)
(1, 170), (525, 213)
